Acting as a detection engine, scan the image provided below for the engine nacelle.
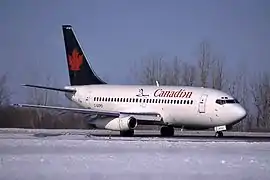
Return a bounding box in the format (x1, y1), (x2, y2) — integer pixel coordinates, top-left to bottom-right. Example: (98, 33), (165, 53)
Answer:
(93, 116), (137, 131)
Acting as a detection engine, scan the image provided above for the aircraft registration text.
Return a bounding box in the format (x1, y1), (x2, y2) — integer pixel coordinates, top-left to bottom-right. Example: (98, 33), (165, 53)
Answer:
(94, 104), (103, 108)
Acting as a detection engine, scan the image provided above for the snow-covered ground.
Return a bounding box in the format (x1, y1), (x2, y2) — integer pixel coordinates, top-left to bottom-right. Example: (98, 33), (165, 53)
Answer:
(0, 134), (270, 180)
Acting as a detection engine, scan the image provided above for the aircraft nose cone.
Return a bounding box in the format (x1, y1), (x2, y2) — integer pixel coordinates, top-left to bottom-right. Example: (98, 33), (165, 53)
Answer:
(235, 106), (247, 120)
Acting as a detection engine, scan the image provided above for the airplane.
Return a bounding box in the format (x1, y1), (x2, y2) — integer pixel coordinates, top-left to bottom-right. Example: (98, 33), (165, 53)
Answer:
(12, 25), (247, 138)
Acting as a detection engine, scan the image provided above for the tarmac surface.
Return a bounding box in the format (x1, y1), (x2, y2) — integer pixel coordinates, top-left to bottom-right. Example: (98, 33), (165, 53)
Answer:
(1, 128), (270, 180)
(0, 128), (270, 142)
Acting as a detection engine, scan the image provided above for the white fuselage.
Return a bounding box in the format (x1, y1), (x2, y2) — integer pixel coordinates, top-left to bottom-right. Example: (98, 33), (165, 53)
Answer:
(65, 85), (246, 129)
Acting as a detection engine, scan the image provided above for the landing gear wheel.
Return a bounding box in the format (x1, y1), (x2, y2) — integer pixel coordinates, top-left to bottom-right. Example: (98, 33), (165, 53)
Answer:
(120, 130), (134, 137)
(160, 126), (174, 137)
(215, 131), (223, 138)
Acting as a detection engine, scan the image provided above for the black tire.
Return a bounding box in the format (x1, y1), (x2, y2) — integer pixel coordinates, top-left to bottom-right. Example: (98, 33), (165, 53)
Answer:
(160, 126), (174, 137)
(120, 130), (134, 137)
(215, 131), (223, 138)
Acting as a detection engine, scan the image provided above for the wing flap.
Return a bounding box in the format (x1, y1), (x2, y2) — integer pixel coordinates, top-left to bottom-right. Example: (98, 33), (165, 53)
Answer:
(13, 104), (120, 117)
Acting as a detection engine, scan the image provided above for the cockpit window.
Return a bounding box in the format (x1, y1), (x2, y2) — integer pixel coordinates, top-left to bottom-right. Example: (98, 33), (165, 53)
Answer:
(216, 99), (239, 105)
(216, 99), (225, 105)
(226, 99), (236, 104)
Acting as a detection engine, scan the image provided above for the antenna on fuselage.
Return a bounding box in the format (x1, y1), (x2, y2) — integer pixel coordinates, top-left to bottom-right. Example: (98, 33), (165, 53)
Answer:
(156, 80), (160, 87)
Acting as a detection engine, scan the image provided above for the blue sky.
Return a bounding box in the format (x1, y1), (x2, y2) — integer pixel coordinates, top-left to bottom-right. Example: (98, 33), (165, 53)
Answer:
(0, 0), (270, 103)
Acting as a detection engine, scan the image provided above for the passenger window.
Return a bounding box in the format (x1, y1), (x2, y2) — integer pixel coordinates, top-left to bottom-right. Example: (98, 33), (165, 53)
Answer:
(190, 100), (193, 104)
(187, 100), (189, 104)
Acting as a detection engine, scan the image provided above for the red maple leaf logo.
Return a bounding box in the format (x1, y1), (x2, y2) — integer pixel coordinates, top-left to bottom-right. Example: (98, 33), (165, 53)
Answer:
(68, 49), (83, 71)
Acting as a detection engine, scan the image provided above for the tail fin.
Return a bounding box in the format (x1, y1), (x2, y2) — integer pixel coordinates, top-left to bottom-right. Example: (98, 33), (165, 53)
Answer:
(62, 25), (106, 86)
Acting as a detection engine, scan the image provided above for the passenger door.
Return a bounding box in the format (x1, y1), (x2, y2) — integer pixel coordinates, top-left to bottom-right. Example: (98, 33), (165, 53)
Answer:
(85, 92), (92, 108)
(198, 94), (208, 113)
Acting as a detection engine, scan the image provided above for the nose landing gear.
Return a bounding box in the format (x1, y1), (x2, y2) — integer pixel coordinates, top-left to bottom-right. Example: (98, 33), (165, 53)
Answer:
(215, 131), (223, 137)
(214, 125), (226, 138)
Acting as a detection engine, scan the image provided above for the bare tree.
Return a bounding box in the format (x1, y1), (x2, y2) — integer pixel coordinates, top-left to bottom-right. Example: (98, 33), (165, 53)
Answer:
(250, 72), (270, 130)
(227, 67), (253, 131)
(163, 56), (182, 86)
(197, 41), (212, 87)
(132, 55), (168, 85)
(26, 75), (61, 128)
(211, 58), (225, 90)
(0, 74), (10, 105)
(181, 62), (196, 86)
(131, 55), (186, 86)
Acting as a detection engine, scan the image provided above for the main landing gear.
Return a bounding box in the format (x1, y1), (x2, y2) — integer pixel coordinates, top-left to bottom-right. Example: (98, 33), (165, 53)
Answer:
(120, 130), (134, 137)
(160, 126), (174, 137)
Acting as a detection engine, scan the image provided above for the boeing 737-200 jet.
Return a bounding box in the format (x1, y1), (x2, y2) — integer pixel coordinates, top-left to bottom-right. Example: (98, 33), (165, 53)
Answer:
(13, 25), (247, 137)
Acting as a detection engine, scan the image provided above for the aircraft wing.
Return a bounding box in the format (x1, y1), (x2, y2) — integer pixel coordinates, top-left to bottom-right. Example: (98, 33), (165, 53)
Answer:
(12, 104), (162, 122)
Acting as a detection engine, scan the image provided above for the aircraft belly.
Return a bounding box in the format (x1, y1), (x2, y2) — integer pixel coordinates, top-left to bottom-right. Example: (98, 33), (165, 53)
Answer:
(165, 107), (213, 127)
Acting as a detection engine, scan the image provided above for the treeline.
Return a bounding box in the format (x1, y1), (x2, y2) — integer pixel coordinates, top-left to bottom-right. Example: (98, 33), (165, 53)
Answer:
(131, 41), (270, 132)
(0, 74), (88, 129)
(0, 106), (87, 129)
(1, 41), (269, 131)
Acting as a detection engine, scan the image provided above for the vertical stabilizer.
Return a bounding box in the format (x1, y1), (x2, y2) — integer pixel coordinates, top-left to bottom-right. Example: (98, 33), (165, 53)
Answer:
(62, 25), (106, 86)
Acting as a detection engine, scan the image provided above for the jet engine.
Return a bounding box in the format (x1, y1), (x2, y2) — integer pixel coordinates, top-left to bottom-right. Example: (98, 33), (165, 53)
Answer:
(93, 116), (138, 131)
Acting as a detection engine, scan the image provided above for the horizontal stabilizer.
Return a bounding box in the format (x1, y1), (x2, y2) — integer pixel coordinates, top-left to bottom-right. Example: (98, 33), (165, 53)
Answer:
(22, 84), (76, 93)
